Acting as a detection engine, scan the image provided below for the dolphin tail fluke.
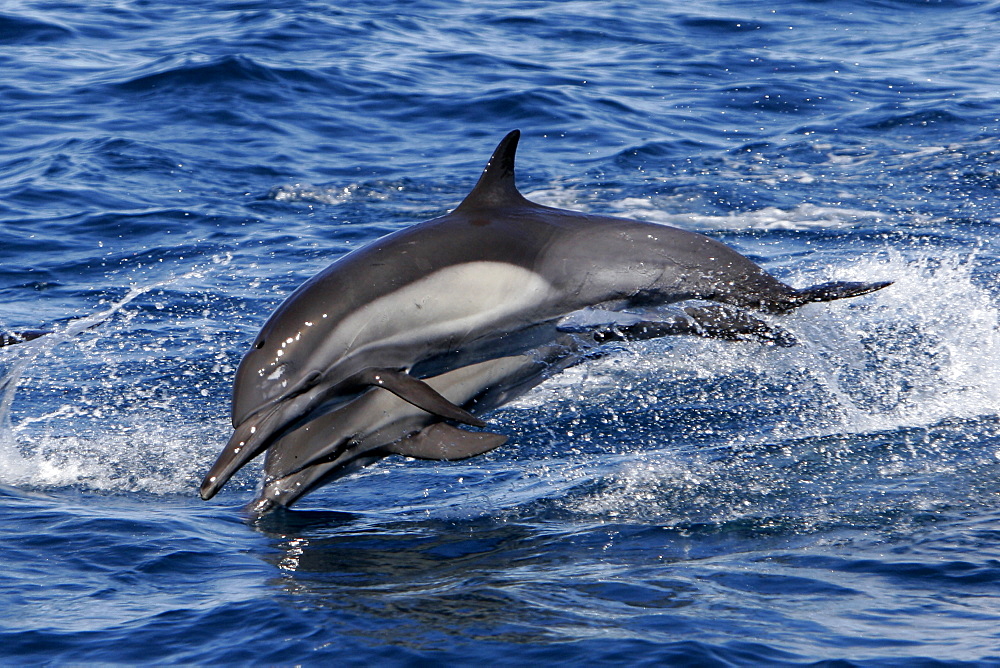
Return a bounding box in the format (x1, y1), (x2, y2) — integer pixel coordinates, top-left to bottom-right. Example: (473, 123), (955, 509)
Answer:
(0, 330), (51, 347)
(791, 280), (892, 307)
(384, 423), (507, 461)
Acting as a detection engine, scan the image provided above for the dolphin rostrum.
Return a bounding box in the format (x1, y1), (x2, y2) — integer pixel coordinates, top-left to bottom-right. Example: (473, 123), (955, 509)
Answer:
(200, 130), (891, 508)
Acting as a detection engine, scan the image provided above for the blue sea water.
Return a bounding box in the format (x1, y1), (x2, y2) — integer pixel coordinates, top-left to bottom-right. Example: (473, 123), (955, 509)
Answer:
(3, 0), (1000, 664)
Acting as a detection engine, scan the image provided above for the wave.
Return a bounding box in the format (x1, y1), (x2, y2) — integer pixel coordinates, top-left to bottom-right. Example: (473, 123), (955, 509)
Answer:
(862, 108), (969, 132)
(96, 53), (361, 103)
(0, 13), (73, 44)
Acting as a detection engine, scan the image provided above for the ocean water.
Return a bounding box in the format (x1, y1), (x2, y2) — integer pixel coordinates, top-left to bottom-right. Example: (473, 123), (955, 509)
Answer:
(3, 0), (1000, 664)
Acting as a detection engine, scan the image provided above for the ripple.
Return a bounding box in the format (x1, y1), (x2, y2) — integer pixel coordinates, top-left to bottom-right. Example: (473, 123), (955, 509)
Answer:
(4, 0), (1000, 663)
(0, 13), (74, 44)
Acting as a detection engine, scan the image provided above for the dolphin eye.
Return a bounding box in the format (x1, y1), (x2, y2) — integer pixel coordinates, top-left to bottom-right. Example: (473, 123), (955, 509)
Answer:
(254, 339), (266, 349)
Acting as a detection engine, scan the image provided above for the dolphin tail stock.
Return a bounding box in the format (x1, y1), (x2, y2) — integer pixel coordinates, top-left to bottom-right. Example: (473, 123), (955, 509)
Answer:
(789, 280), (893, 309)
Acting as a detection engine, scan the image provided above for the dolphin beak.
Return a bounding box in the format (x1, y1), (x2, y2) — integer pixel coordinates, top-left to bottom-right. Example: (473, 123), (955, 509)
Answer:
(247, 454), (382, 517)
(200, 393), (315, 500)
(199, 414), (268, 500)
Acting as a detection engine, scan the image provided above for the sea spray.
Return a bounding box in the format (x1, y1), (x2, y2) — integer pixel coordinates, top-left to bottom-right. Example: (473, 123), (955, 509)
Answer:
(507, 250), (1000, 527)
(0, 271), (228, 493)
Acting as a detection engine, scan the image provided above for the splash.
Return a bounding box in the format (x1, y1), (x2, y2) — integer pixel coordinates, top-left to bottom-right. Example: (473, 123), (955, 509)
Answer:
(0, 266), (230, 495)
(0, 283), (152, 428)
(525, 186), (892, 232)
(780, 250), (1000, 433)
(2, 246), (997, 513)
(511, 249), (1000, 526)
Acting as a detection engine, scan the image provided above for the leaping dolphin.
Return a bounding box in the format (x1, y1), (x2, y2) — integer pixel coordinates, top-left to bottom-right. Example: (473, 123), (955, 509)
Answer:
(200, 130), (891, 507)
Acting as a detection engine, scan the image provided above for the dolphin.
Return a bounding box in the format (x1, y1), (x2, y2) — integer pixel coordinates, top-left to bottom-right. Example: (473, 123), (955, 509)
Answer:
(0, 330), (49, 347)
(249, 340), (571, 516)
(248, 304), (794, 515)
(200, 130), (891, 503)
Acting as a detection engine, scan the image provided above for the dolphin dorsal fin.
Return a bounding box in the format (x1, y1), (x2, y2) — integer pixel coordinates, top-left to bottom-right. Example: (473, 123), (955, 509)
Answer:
(455, 130), (531, 211)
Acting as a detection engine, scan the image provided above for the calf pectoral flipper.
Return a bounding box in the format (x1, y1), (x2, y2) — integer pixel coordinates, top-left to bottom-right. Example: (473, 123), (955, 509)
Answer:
(384, 423), (508, 461)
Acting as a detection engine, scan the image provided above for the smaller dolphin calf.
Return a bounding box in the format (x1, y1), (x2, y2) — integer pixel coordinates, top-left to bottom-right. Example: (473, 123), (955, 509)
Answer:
(200, 131), (891, 513)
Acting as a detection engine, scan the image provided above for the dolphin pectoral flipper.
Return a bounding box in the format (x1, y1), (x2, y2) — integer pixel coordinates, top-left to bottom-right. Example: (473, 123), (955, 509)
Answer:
(355, 368), (488, 428)
(384, 423), (507, 461)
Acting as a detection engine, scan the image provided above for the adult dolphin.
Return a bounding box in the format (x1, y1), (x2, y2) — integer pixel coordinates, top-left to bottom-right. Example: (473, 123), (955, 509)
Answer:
(200, 130), (891, 502)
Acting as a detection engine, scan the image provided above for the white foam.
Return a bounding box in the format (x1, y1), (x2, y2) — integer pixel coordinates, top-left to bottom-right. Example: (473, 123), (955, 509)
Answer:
(617, 199), (889, 231)
(523, 186), (597, 211)
(0, 425), (225, 495)
(528, 184), (896, 232)
(0, 263), (234, 496)
(269, 182), (390, 206)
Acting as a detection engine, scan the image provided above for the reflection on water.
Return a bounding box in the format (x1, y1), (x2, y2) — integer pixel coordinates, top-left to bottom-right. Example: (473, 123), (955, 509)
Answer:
(251, 498), (1000, 660)
(256, 513), (580, 646)
(250, 498), (862, 651)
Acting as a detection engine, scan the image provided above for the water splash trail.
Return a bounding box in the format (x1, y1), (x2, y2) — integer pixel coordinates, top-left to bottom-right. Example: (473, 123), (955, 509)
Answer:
(0, 270), (208, 484)
(785, 251), (1000, 435)
(504, 250), (1000, 527)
